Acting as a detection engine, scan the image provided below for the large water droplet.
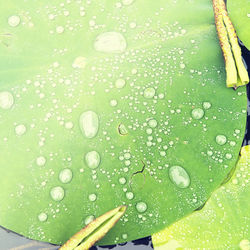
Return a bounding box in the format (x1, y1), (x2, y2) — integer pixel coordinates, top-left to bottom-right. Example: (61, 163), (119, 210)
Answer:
(136, 202), (147, 213)
(94, 32), (127, 53)
(118, 123), (128, 135)
(59, 168), (73, 184)
(15, 124), (26, 136)
(119, 177), (127, 185)
(8, 15), (20, 27)
(126, 191), (134, 200)
(115, 79), (126, 89)
(148, 119), (157, 128)
(50, 186), (65, 201)
(216, 135), (227, 145)
(0, 91), (14, 109)
(169, 166), (190, 188)
(88, 193), (97, 202)
(143, 88), (155, 99)
(36, 156), (46, 166)
(85, 215), (95, 225)
(191, 108), (204, 120)
(85, 151), (101, 169)
(239, 239), (250, 250)
(38, 212), (48, 222)
(79, 111), (99, 139)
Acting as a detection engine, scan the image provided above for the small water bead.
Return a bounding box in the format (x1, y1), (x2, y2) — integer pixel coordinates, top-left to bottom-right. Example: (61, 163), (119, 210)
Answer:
(136, 202), (147, 213)
(144, 87), (156, 99)
(122, 0), (134, 5)
(146, 128), (152, 135)
(8, 15), (20, 27)
(169, 166), (190, 188)
(115, 78), (126, 89)
(216, 135), (227, 145)
(36, 156), (46, 166)
(148, 119), (157, 128)
(85, 215), (95, 225)
(0, 91), (14, 109)
(50, 186), (65, 201)
(124, 153), (131, 159)
(38, 212), (48, 222)
(59, 168), (73, 184)
(110, 99), (118, 107)
(126, 191), (134, 200)
(88, 193), (97, 202)
(15, 124), (26, 136)
(85, 151), (101, 169)
(94, 32), (127, 53)
(203, 101), (211, 109)
(225, 153), (232, 159)
(191, 108), (204, 120)
(79, 111), (99, 139)
(118, 123), (128, 135)
(122, 233), (128, 240)
(119, 177), (126, 184)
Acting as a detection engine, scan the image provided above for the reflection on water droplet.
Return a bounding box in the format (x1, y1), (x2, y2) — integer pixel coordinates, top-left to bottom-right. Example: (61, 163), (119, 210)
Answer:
(0, 91), (14, 109)
(36, 156), (46, 166)
(94, 32), (127, 53)
(203, 101), (211, 109)
(169, 166), (190, 188)
(85, 215), (95, 225)
(144, 88), (155, 99)
(126, 191), (134, 200)
(118, 123), (128, 135)
(79, 111), (99, 139)
(15, 124), (26, 136)
(59, 168), (73, 184)
(38, 212), (48, 222)
(8, 15), (20, 27)
(85, 151), (101, 169)
(216, 135), (227, 145)
(88, 193), (97, 202)
(115, 78), (126, 89)
(50, 186), (65, 201)
(191, 108), (204, 120)
(136, 202), (147, 213)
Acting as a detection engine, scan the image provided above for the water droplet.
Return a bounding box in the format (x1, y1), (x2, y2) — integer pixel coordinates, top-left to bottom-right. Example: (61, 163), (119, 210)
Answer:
(124, 153), (131, 160)
(88, 193), (97, 202)
(119, 177), (127, 184)
(136, 202), (147, 213)
(203, 102), (211, 110)
(191, 108), (204, 120)
(36, 156), (46, 166)
(122, 0), (135, 5)
(110, 99), (118, 107)
(85, 151), (101, 169)
(59, 168), (73, 184)
(8, 15), (20, 27)
(85, 215), (95, 225)
(225, 153), (232, 159)
(38, 212), (48, 222)
(122, 233), (128, 239)
(94, 32), (127, 53)
(126, 191), (134, 200)
(15, 124), (26, 136)
(50, 186), (65, 201)
(239, 239), (250, 250)
(148, 119), (157, 128)
(143, 88), (155, 99)
(118, 123), (128, 135)
(216, 135), (227, 145)
(72, 57), (87, 69)
(169, 166), (190, 188)
(115, 79), (126, 89)
(79, 111), (99, 139)
(0, 91), (14, 109)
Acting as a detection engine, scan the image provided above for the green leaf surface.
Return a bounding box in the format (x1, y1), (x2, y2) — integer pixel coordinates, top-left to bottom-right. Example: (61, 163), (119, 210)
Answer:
(152, 145), (250, 250)
(227, 0), (250, 49)
(0, 0), (247, 246)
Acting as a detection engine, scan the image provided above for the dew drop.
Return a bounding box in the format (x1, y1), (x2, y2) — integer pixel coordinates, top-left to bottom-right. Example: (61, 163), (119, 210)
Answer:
(79, 111), (99, 139)
(88, 193), (97, 202)
(8, 15), (20, 27)
(15, 124), (26, 136)
(36, 156), (46, 166)
(50, 186), (65, 201)
(143, 88), (155, 99)
(216, 135), (227, 145)
(148, 119), (157, 128)
(122, 233), (128, 240)
(94, 32), (127, 53)
(118, 123), (128, 135)
(136, 202), (147, 213)
(85, 151), (101, 169)
(119, 177), (127, 185)
(110, 99), (118, 107)
(169, 166), (190, 188)
(203, 101), (211, 110)
(0, 91), (14, 109)
(126, 191), (134, 200)
(239, 239), (250, 250)
(115, 78), (126, 89)
(72, 57), (87, 69)
(38, 212), (48, 222)
(59, 168), (73, 184)
(85, 215), (95, 225)
(191, 108), (204, 120)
